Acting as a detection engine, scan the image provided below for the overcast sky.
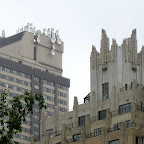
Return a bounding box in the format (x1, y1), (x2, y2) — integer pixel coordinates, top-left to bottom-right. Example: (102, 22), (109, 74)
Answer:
(0, 0), (144, 109)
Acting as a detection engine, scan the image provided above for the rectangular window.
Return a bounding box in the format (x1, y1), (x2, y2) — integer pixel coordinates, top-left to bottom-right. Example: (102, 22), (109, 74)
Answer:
(34, 123), (39, 128)
(43, 94), (47, 100)
(34, 85), (39, 90)
(34, 131), (39, 136)
(117, 122), (121, 130)
(73, 134), (80, 142)
(47, 129), (53, 138)
(34, 115), (39, 120)
(141, 137), (144, 144)
(34, 77), (40, 82)
(43, 87), (47, 92)
(78, 116), (85, 126)
(34, 108), (39, 112)
(119, 103), (132, 114)
(136, 137), (140, 144)
(12, 70), (19, 75)
(43, 79), (47, 84)
(125, 120), (130, 128)
(4, 68), (10, 73)
(109, 140), (119, 144)
(94, 128), (101, 136)
(99, 110), (106, 120)
(48, 111), (54, 116)
(102, 83), (109, 100)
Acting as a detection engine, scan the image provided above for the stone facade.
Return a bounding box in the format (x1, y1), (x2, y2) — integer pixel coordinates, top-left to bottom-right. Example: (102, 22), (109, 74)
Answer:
(31, 30), (144, 144)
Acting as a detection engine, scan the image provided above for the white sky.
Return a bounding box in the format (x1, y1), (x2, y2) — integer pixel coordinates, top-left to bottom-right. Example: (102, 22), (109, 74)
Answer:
(0, 0), (144, 109)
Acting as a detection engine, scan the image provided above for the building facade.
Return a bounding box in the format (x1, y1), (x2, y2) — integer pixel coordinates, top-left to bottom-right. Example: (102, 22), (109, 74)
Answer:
(0, 27), (70, 144)
(32, 29), (144, 144)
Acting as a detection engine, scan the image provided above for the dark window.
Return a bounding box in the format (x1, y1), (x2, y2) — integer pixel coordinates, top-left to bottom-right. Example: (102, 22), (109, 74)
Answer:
(98, 110), (106, 120)
(117, 122), (121, 130)
(125, 84), (128, 90)
(136, 137), (140, 144)
(119, 103), (132, 114)
(141, 137), (144, 144)
(109, 139), (119, 144)
(125, 120), (130, 128)
(57, 143), (61, 144)
(47, 129), (53, 138)
(73, 134), (80, 142)
(34, 77), (40, 82)
(94, 128), (101, 136)
(78, 116), (85, 126)
(102, 83), (109, 100)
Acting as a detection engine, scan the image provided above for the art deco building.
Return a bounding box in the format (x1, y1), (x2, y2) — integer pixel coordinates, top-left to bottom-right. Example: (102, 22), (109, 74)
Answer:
(0, 26), (70, 144)
(31, 29), (144, 144)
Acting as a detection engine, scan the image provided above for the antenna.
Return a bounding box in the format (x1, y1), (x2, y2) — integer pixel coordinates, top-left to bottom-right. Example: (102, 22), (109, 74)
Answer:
(24, 26), (29, 31)
(51, 31), (56, 43)
(37, 37), (40, 43)
(33, 27), (36, 33)
(51, 49), (55, 55)
(2, 30), (5, 38)
(47, 28), (51, 37)
(52, 44), (55, 49)
(57, 39), (62, 44)
(36, 30), (41, 35)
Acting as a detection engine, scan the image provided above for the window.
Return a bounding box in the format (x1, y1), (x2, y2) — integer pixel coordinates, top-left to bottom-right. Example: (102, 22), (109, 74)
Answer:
(47, 129), (53, 137)
(48, 81), (54, 87)
(34, 108), (39, 112)
(21, 135), (25, 140)
(43, 94), (47, 100)
(0, 66), (2, 70)
(12, 70), (19, 75)
(98, 110), (106, 120)
(141, 137), (144, 144)
(27, 82), (31, 87)
(109, 140), (119, 144)
(34, 85), (39, 90)
(20, 88), (26, 93)
(73, 134), (80, 142)
(48, 111), (54, 116)
(12, 78), (17, 83)
(125, 120), (130, 128)
(27, 75), (31, 79)
(48, 89), (55, 94)
(78, 116), (85, 126)
(102, 83), (109, 100)
(94, 128), (101, 136)
(48, 96), (55, 102)
(136, 137), (140, 144)
(34, 131), (39, 136)
(119, 103), (132, 114)
(4, 68), (10, 73)
(34, 123), (39, 128)
(34, 77), (40, 82)
(117, 122), (121, 130)
(125, 84), (128, 90)
(43, 79), (47, 84)
(12, 85), (18, 91)
(43, 87), (47, 92)
(34, 115), (39, 120)
(20, 72), (26, 78)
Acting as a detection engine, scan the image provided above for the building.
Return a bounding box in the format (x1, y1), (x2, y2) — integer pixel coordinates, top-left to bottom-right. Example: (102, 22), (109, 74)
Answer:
(0, 25), (70, 144)
(31, 29), (144, 144)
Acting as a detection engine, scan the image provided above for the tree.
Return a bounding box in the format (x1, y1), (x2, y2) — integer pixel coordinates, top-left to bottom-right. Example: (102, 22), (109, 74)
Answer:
(0, 90), (46, 144)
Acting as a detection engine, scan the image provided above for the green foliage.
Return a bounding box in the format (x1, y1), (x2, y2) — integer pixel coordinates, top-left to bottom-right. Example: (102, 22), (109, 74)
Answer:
(0, 90), (46, 144)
